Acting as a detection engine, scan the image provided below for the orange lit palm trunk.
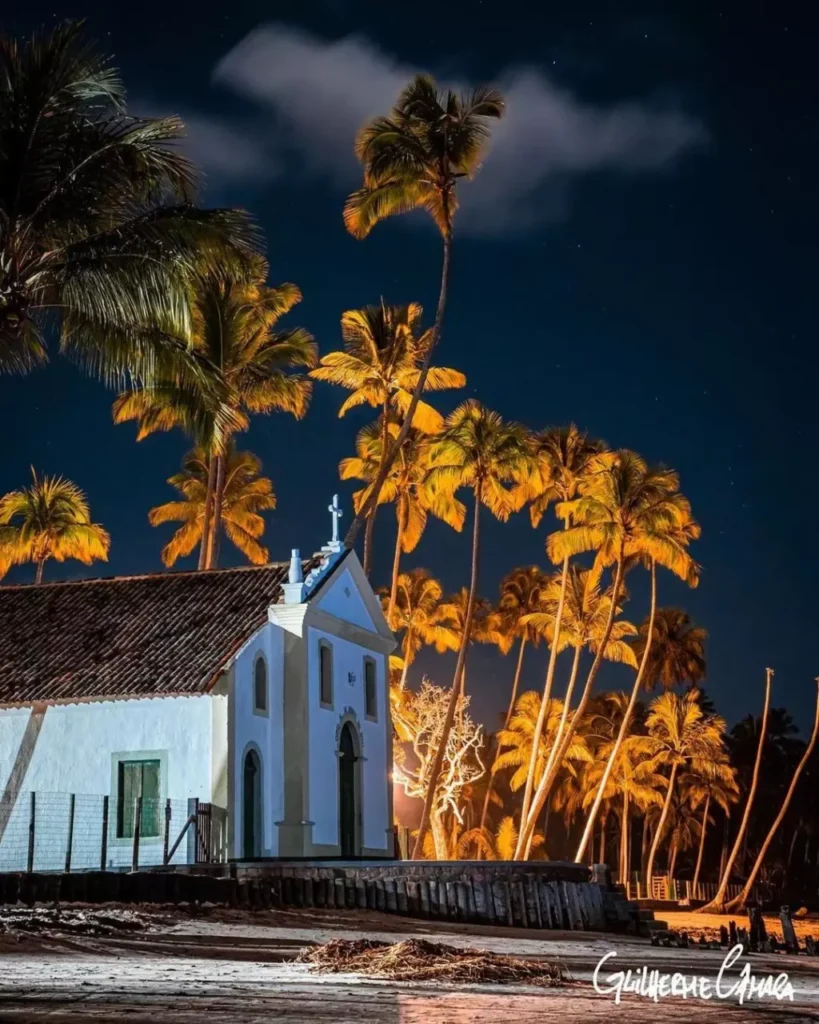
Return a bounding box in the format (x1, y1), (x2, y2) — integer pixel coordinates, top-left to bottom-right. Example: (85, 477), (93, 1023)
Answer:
(198, 454), (217, 570)
(620, 789), (630, 882)
(345, 205), (452, 551)
(478, 635), (528, 841)
(699, 668), (772, 912)
(206, 451), (227, 569)
(575, 558), (658, 863)
(387, 496), (407, 624)
(692, 792), (710, 896)
(645, 760), (679, 881)
(516, 545), (626, 858)
(34, 557), (46, 585)
(362, 401), (391, 578)
(725, 677), (819, 912)
(411, 477), (480, 860)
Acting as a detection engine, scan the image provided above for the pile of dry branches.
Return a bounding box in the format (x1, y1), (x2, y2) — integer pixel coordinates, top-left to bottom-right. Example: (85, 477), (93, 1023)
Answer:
(296, 938), (565, 986)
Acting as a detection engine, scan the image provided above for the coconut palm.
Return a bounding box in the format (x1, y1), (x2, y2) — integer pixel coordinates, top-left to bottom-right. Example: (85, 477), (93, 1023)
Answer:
(682, 760), (739, 894)
(512, 425), (605, 850)
(386, 569), (459, 689)
(312, 302), (465, 574)
(632, 608), (707, 692)
(0, 469), (109, 583)
(411, 401), (532, 858)
(640, 689), (728, 881)
(340, 417), (465, 617)
(113, 257), (315, 568)
(342, 75), (503, 548)
(433, 589), (506, 666)
(726, 678), (819, 911)
(700, 668), (773, 912)
(664, 797), (703, 881)
(0, 21), (257, 380)
(517, 450), (700, 858)
(459, 816), (544, 861)
(148, 447), (276, 567)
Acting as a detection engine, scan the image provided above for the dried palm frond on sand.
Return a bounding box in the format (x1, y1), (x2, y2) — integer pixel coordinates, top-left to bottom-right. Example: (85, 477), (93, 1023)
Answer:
(295, 938), (565, 986)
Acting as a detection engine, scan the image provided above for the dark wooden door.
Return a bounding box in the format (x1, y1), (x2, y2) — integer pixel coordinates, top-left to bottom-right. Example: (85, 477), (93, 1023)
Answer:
(243, 750), (260, 859)
(339, 724), (357, 858)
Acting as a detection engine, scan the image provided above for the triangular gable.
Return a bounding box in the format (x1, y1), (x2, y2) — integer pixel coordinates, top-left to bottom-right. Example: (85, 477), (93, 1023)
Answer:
(310, 552), (393, 641)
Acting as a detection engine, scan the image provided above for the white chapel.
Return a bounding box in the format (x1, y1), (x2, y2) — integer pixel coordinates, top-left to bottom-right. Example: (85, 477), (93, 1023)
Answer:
(0, 500), (396, 869)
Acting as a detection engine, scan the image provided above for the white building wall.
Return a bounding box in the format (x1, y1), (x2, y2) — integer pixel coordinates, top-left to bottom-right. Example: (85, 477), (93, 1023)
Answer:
(230, 621), (285, 858)
(306, 625), (390, 852)
(0, 695), (215, 871)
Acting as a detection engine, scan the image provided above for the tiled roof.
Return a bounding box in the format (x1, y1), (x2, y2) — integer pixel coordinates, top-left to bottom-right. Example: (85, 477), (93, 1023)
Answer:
(0, 556), (325, 706)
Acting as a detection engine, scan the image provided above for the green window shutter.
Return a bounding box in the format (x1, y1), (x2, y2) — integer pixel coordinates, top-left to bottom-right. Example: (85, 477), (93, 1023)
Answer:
(117, 759), (161, 838)
(140, 760), (161, 837)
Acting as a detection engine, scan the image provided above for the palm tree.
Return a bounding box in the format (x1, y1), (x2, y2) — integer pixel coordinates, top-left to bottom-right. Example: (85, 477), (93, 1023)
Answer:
(632, 608), (707, 691)
(433, 589), (506, 676)
(517, 450), (700, 858)
(513, 425), (605, 852)
(682, 761), (738, 894)
(641, 690), (728, 881)
(726, 678), (819, 912)
(148, 447), (276, 566)
(700, 667), (773, 912)
(0, 469), (109, 582)
(312, 302), (465, 574)
(386, 569), (458, 688)
(340, 417), (464, 616)
(113, 257), (315, 568)
(342, 75), (503, 548)
(459, 816), (543, 861)
(0, 21), (257, 380)
(411, 401), (531, 858)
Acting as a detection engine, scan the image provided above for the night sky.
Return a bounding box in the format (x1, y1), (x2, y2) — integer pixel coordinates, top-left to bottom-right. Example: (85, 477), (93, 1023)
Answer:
(2, 1), (817, 734)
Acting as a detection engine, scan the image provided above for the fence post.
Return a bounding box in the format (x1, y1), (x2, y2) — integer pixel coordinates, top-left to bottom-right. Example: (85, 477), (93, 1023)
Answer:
(131, 796), (142, 872)
(186, 798), (199, 865)
(162, 799), (171, 865)
(65, 793), (76, 873)
(100, 795), (109, 870)
(27, 792), (36, 873)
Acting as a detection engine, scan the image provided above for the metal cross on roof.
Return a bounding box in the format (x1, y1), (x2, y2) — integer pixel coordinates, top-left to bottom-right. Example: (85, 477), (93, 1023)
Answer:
(328, 494), (343, 546)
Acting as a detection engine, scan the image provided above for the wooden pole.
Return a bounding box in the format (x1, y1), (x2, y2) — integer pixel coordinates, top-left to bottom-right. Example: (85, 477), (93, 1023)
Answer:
(100, 795), (109, 870)
(131, 796), (142, 872)
(162, 798), (171, 865)
(27, 792), (35, 873)
(64, 793), (76, 873)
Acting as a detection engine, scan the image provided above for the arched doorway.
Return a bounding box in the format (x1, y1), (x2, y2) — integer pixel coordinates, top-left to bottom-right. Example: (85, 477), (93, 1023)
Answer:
(242, 748), (262, 858)
(338, 722), (360, 858)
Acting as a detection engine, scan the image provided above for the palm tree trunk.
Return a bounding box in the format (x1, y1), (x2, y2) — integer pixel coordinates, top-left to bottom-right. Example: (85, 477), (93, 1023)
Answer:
(646, 760), (679, 881)
(641, 817), (651, 877)
(478, 636), (528, 840)
(692, 792), (710, 896)
(430, 808), (447, 861)
(345, 227), (452, 550)
(516, 547), (627, 858)
(668, 838), (679, 882)
(575, 558), (658, 863)
(198, 454), (217, 570)
(719, 816), (729, 879)
(207, 452), (227, 569)
(34, 558), (45, 585)
(726, 677), (819, 912)
(787, 827), (799, 870)
(699, 667), (773, 912)
(399, 634), (413, 690)
(362, 404), (391, 578)
(620, 790), (629, 882)
(515, 548), (570, 855)
(598, 811), (607, 864)
(386, 498), (406, 624)
(411, 481), (480, 860)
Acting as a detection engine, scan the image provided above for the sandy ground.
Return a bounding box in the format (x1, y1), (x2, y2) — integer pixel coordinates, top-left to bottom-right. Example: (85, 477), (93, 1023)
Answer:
(666, 910), (819, 943)
(1, 906), (818, 1022)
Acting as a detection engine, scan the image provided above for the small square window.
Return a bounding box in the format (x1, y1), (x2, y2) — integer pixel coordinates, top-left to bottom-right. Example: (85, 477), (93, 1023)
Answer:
(116, 759), (161, 838)
(254, 656), (268, 714)
(364, 657), (377, 721)
(319, 642), (333, 707)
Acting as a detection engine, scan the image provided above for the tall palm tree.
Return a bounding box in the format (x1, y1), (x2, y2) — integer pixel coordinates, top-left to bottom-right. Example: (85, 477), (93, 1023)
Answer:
(339, 417), (464, 615)
(0, 21), (257, 379)
(682, 760), (738, 894)
(513, 425), (605, 850)
(113, 257), (315, 568)
(700, 667), (773, 912)
(726, 677), (819, 911)
(311, 302), (465, 574)
(517, 450), (700, 858)
(641, 689), (728, 881)
(148, 447), (276, 566)
(632, 608), (707, 691)
(386, 569), (458, 688)
(411, 401), (531, 858)
(433, 589), (506, 671)
(342, 75), (503, 548)
(0, 469), (109, 582)
(459, 815), (544, 861)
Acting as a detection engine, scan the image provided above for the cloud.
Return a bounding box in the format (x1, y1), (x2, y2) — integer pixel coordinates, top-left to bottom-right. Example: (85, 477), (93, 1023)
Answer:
(209, 23), (703, 235)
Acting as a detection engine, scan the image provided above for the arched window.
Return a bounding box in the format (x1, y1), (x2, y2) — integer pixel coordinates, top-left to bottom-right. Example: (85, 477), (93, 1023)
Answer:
(253, 655), (267, 714)
(364, 657), (377, 721)
(319, 641), (333, 707)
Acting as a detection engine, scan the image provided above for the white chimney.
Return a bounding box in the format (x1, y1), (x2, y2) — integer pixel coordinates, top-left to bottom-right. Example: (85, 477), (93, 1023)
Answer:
(282, 548), (306, 604)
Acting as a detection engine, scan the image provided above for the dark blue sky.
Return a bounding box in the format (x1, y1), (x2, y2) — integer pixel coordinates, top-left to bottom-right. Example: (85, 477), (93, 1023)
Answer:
(3, 1), (817, 733)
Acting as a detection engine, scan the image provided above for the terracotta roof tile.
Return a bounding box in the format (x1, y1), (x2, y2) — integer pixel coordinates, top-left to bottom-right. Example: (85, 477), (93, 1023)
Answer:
(0, 557), (323, 706)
